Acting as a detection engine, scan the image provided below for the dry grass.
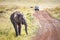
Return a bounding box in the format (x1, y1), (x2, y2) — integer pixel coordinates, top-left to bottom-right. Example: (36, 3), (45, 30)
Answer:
(0, 4), (60, 40)
(0, 5), (38, 40)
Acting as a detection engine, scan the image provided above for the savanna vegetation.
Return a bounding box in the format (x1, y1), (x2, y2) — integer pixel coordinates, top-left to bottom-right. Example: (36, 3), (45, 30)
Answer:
(0, 4), (60, 40)
(46, 7), (60, 20)
(0, 5), (39, 40)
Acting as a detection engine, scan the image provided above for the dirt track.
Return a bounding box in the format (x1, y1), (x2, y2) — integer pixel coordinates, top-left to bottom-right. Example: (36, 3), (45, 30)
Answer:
(32, 10), (60, 40)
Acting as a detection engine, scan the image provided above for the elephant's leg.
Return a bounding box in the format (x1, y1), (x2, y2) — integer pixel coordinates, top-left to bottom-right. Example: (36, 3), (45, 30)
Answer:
(18, 23), (21, 35)
(11, 21), (19, 36)
(25, 23), (28, 35)
(22, 18), (28, 35)
(14, 23), (19, 36)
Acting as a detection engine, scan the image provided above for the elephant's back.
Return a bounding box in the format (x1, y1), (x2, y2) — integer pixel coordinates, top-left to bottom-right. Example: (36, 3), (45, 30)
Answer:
(10, 11), (23, 23)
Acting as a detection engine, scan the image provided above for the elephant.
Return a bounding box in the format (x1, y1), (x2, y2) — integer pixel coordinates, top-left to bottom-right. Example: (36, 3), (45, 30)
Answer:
(10, 11), (28, 36)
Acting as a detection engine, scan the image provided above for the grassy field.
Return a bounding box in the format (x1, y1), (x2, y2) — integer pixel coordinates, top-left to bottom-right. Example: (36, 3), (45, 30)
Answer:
(46, 7), (60, 20)
(0, 3), (60, 40)
(0, 5), (39, 40)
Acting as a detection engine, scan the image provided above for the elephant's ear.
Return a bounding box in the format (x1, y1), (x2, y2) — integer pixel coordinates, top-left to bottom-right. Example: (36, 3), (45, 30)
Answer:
(14, 13), (17, 18)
